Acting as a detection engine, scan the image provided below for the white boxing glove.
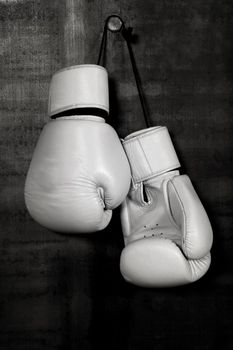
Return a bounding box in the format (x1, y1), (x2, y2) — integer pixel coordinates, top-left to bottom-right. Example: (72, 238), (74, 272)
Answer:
(25, 65), (131, 233)
(120, 126), (213, 287)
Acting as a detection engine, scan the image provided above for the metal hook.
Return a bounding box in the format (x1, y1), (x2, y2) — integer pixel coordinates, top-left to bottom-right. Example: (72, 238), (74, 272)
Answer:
(106, 15), (124, 33)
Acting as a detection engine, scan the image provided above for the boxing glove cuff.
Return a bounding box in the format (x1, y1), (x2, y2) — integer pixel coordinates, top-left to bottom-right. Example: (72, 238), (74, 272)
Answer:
(123, 127), (180, 183)
(48, 65), (109, 117)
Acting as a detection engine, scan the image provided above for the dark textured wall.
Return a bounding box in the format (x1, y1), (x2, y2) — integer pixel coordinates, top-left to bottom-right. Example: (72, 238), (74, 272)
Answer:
(0, 0), (232, 349)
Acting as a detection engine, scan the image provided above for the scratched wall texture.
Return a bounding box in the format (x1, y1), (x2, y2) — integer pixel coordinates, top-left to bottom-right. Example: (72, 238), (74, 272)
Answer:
(0, 0), (232, 349)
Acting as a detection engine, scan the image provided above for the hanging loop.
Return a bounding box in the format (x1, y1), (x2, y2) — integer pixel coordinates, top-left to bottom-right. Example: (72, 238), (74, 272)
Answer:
(97, 15), (150, 128)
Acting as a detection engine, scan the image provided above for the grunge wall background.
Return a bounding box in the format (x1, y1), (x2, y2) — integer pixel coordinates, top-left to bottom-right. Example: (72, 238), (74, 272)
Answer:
(0, 0), (232, 349)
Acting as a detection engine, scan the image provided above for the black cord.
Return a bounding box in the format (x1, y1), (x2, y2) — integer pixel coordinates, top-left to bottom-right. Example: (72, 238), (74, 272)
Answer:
(121, 27), (150, 128)
(97, 16), (150, 128)
(97, 16), (110, 66)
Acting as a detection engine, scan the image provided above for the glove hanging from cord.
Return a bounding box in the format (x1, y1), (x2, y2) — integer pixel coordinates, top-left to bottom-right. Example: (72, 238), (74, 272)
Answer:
(97, 15), (213, 287)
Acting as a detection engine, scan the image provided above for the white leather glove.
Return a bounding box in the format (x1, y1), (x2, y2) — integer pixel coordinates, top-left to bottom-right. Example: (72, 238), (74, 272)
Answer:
(120, 126), (213, 287)
(24, 65), (131, 233)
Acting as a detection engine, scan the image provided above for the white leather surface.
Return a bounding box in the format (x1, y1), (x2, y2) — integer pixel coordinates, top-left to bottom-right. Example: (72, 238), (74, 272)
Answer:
(48, 65), (109, 117)
(25, 118), (131, 233)
(123, 127), (180, 182)
(120, 238), (211, 287)
(168, 175), (213, 259)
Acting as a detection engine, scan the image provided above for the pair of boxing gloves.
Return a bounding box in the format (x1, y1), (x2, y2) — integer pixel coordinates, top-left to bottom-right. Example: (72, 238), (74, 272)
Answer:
(24, 65), (213, 287)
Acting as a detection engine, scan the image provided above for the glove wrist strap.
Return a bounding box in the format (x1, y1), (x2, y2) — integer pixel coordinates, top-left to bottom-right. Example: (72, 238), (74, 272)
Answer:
(123, 127), (181, 182)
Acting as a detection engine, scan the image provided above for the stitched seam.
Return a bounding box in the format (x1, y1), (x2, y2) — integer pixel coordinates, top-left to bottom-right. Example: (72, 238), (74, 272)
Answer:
(125, 197), (131, 242)
(133, 163), (180, 183)
(138, 138), (153, 176)
(54, 64), (106, 74)
(123, 127), (166, 145)
(169, 179), (188, 257)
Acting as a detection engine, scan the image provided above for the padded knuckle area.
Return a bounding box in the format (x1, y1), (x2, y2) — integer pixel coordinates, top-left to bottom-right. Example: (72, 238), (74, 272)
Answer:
(120, 238), (194, 287)
(25, 185), (111, 233)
